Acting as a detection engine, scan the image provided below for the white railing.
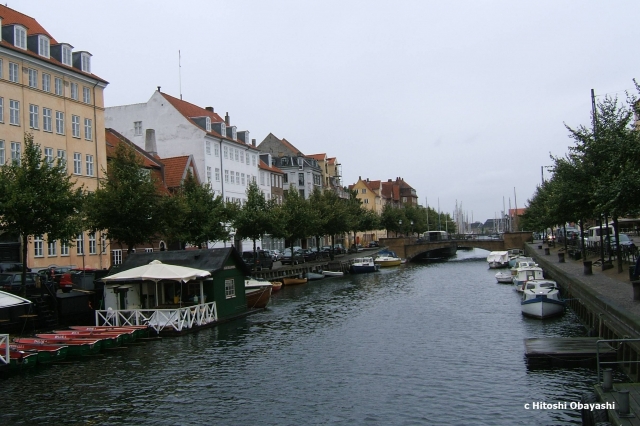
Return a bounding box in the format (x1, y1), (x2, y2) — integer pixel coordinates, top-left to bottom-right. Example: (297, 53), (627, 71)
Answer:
(95, 301), (218, 333)
(0, 334), (8, 365)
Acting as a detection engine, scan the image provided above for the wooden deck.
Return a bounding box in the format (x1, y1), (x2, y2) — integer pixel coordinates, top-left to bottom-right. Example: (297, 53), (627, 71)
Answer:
(595, 383), (640, 425)
(524, 337), (617, 367)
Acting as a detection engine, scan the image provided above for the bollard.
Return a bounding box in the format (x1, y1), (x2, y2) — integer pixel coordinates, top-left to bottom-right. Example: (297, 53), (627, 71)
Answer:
(617, 389), (633, 417)
(558, 252), (565, 263)
(602, 369), (613, 391)
(583, 261), (593, 275)
(544, 247), (550, 255)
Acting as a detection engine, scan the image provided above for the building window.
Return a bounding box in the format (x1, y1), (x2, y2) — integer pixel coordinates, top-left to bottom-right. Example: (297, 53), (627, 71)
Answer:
(230, 171), (235, 184)
(234, 149), (239, 161)
(134, 121), (142, 136)
(361, 188), (366, 194)
(241, 173), (245, 185)
(89, 233), (96, 255)
(34, 235), (44, 257)
(240, 151), (244, 163)
(70, 83), (78, 100)
(14, 26), (26, 49)
(112, 249), (122, 265)
(54, 77), (63, 96)
(364, 198), (369, 204)
(214, 144), (219, 157)
(83, 87), (91, 104)
(86, 154), (94, 176)
(206, 141), (211, 155)
(84, 118), (92, 140)
(62, 45), (72, 66)
(215, 168), (220, 182)
(42, 108), (52, 132)
(72, 115), (80, 137)
(29, 104), (39, 129)
(260, 172), (265, 185)
(8, 62), (19, 83)
(28, 69), (38, 89)
(60, 241), (69, 256)
(55, 111), (64, 134)
(57, 149), (66, 167)
(47, 239), (56, 256)
(73, 152), (81, 174)
(0, 97), (3, 122)
(0, 141), (4, 165)
(44, 147), (53, 165)
(223, 146), (228, 159)
(205, 116), (211, 132)
(9, 100), (19, 125)
(236, 172), (240, 184)
(0, 59), (3, 79)
(206, 166), (212, 183)
(101, 235), (107, 254)
(38, 36), (50, 58)
(76, 234), (84, 255)
(299, 189), (305, 198)
(225, 279), (235, 298)
(224, 170), (229, 183)
(10, 142), (20, 165)
(299, 173), (304, 186)
(246, 152), (250, 165)
(81, 53), (91, 73)
(252, 155), (256, 166)
(42, 73), (51, 92)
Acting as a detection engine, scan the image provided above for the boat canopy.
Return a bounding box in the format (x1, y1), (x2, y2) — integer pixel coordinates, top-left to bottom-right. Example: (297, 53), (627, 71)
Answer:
(0, 290), (31, 308)
(486, 251), (509, 262)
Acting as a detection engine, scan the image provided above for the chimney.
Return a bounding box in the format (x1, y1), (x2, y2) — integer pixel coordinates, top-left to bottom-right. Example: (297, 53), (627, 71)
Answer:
(251, 138), (256, 147)
(205, 106), (214, 112)
(145, 129), (158, 156)
(157, 86), (161, 92)
(359, 176), (361, 180)
(225, 112), (230, 125)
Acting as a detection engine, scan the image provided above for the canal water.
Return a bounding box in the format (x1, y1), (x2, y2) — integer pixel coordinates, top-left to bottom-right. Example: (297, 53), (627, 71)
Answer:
(1, 249), (598, 425)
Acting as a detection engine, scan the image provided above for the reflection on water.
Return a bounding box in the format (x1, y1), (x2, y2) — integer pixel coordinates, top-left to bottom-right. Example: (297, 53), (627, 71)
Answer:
(0, 249), (598, 425)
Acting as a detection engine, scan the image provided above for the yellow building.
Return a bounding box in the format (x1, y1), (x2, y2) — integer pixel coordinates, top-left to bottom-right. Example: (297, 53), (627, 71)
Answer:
(349, 177), (387, 244)
(0, 5), (109, 270)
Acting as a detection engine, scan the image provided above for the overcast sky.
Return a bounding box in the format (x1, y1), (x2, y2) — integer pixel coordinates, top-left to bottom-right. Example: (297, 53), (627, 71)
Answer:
(15, 1), (640, 222)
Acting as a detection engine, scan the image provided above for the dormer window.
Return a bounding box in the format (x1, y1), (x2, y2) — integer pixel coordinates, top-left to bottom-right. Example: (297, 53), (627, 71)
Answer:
(81, 52), (91, 73)
(230, 126), (237, 140)
(14, 26), (26, 50)
(220, 123), (226, 137)
(62, 45), (72, 66)
(206, 117), (211, 132)
(38, 35), (50, 58)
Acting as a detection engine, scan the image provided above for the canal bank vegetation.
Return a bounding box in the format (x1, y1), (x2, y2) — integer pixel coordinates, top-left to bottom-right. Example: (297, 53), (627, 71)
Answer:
(521, 82), (640, 273)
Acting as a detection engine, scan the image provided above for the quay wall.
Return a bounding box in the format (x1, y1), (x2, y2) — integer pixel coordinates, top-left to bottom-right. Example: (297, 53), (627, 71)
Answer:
(526, 245), (640, 380)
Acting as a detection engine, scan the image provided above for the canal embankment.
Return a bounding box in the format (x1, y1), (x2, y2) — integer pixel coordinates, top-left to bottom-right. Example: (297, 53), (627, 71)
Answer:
(526, 241), (640, 381)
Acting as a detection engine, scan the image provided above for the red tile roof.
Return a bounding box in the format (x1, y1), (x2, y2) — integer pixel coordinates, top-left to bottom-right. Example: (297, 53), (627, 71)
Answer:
(327, 157), (336, 165)
(258, 159), (284, 175)
(307, 153), (326, 161)
(161, 156), (194, 189)
(159, 92), (257, 151)
(0, 5), (108, 83)
(280, 138), (304, 156)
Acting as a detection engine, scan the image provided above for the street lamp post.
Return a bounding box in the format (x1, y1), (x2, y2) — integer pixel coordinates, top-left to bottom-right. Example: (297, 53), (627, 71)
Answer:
(411, 221), (414, 239)
(398, 220), (402, 238)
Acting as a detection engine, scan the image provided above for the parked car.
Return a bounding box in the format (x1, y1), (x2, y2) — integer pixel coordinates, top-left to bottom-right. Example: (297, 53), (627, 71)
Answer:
(0, 272), (38, 293)
(333, 244), (345, 254)
(320, 246), (332, 253)
(302, 249), (317, 261)
(368, 241), (379, 248)
(38, 266), (75, 292)
(242, 251), (274, 271)
(281, 248), (305, 265)
(270, 250), (283, 261)
(604, 234), (635, 251)
(0, 263), (27, 273)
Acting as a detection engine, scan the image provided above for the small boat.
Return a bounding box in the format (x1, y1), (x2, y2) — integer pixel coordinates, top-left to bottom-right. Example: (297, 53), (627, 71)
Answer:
(486, 251), (509, 269)
(509, 256), (534, 270)
(245, 278), (273, 309)
(349, 257), (380, 274)
(521, 280), (565, 319)
(374, 250), (402, 267)
(53, 329), (133, 345)
(512, 262), (544, 292)
(282, 277), (308, 285)
(305, 272), (324, 281)
(3, 343), (68, 364)
(495, 271), (513, 284)
(14, 337), (102, 357)
(322, 270), (344, 277)
(270, 281), (283, 292)
(69, 325), (149, 340)
(37, 333), (120, 349)
(7, 349), (38, 370)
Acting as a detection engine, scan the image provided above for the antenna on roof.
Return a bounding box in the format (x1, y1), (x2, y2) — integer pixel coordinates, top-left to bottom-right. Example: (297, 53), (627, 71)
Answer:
(178, 50), (182, 100)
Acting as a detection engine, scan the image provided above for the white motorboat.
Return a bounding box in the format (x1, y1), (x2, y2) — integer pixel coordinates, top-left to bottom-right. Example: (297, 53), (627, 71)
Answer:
(520, 280), (565, 319)
(349, 257), (380, 274)
(486, 251), (509, 269)
(495, 271), (513, 284)
(512, 262), (544, 292)
(322, 270), (344, 277)
(374, 250), (402, 267)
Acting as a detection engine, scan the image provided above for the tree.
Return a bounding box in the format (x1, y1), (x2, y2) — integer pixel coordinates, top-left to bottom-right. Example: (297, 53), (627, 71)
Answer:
(381, 204), (406, 237)
(0, 134), (84, 295)
(233, 181), (271, 254)
(271, 188), (315, 248)
(175, 172), (228, 248)
(85, 142), (169, 254)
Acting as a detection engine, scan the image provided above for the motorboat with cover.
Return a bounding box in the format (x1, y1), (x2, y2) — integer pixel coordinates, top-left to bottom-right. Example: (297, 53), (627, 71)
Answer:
(520, 280), (565, 319)
(486, 251), (509, 269)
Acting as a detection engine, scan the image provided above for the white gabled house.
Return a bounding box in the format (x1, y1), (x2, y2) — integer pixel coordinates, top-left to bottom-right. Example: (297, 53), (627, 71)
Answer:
(105, 89), (260, 208)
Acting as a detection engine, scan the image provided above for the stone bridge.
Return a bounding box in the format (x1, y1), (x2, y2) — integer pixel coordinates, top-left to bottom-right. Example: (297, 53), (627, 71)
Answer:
(379, 231), (533, 261)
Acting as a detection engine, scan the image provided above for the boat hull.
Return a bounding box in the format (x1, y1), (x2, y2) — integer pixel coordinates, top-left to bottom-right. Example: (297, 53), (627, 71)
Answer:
(349, 264), (380, 274)
(246, 286), (272, 309)
(521, 297), (565, 319)
(322, 271), (344, 277)
(495, 273), (513, 284)
(375, 259), (402, 267)
(4, 343), (68, 364)
(282, 278), (308, 285)
(270, 282), (283, 292)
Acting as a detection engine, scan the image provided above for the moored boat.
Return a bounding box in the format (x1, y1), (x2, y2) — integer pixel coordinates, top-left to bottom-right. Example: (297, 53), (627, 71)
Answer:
(486, 251), (509, 269)
(245, 278), (273, 309)
(512, 262), (544, 292)
(374, 250), (402, 267)
(322, 270), (344, 277)
(14, 337), (101, 357)
(282, 277), (308, 285)
(270, 281), (283, 292)
(520, 280), (565, 319)
(69, 325), (149, 340)
(305, 272), (324, 281)
(8, 349), (38, 370)
(3, 343), (68, 364)
(53, 330), (131, 346)
(495, 271), (513, 284)
(349, 257), (380, 274)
